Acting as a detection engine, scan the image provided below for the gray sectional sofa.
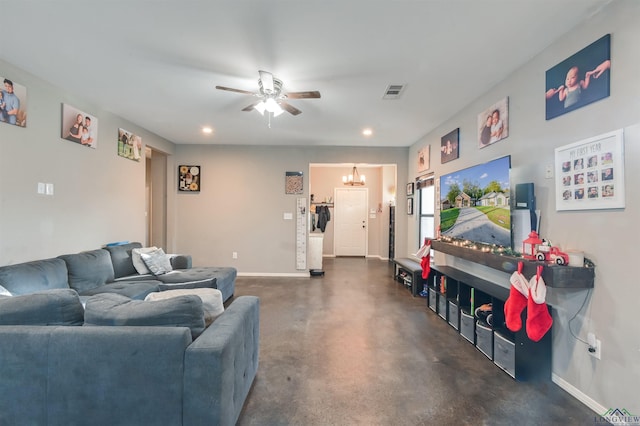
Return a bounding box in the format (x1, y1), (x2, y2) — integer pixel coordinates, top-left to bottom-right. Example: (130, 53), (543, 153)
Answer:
(0, 243), (259, 426)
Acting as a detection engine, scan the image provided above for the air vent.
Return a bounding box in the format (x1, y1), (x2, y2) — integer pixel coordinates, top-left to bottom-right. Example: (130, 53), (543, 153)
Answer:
(382, 84), (406, 100)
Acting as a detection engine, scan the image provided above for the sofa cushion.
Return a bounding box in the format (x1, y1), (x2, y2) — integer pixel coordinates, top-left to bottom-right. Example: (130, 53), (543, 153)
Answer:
(78, 280), (161, 300)
(158, 278), (216, 291)
(131, 246), (157, 275)
(0, 258), (70, 295)
(141, 248), (173, 275)
(0, 289), (84, 326)
(145, 288), (224, 326)
(84, 293), (205, 339)
(104, 242), (143, 278)
(158, 267), (236, 302)
(58, 249), (115, 293)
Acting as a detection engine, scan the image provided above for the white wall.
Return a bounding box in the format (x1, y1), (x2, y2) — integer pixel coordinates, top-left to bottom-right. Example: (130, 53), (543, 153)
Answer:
(0, 59), (176, 263)
(407, 0), (639, 413)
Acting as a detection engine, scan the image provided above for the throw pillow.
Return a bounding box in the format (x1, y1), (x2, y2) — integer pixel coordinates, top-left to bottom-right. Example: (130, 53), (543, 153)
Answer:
(145, 288), (224, 326)
(0, 288), (84, 326)
(0, 284), (12, 296)
(84, 293), (205, 339)
(140, 248), (173, 275)
(131, 246), (158, 275)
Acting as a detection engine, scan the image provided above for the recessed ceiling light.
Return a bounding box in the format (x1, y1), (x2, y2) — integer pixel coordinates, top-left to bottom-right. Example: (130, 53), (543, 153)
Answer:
(362, 128), (373, 136)
(202, 127), (213, 134)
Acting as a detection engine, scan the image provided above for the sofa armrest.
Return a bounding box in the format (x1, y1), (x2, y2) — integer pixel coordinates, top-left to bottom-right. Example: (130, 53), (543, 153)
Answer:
(183, 295), (260, 426)
(169, 254), (192, 270)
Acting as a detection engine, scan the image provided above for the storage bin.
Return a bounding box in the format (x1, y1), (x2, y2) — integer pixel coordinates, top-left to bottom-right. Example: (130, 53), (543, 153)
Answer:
(448, 301), (459, 330)
(437, 293), (447, 320)
(475, 321), (493, 359)
(494, 331), (516, 378)
(428, 288), (437, 312)
(460, 310), (474, 343)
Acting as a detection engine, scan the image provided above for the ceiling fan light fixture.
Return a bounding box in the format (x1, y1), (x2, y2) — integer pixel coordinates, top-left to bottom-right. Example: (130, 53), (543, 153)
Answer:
(264, 97), (282, 114)
(254, 102), (266, 115)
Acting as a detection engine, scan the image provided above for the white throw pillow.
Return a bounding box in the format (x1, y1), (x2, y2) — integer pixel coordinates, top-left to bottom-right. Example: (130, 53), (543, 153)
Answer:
(131, 246), (158, 275)
(140, 248), (173, 275)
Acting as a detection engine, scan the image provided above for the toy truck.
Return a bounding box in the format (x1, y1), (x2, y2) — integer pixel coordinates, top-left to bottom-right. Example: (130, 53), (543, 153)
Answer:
(536, 244), (569, 265)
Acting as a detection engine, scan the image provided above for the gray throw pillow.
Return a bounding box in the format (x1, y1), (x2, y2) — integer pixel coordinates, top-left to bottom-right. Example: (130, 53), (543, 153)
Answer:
(0, 288), (84, 326)
(83, 293), (205, 339)
(140, 248), (173, 275)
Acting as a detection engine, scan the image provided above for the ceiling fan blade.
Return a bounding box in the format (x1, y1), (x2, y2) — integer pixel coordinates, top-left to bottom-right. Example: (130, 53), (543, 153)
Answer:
(241, 101), (262, 112)
(259, 70), (275, 93)
(279, 101), (302, 116)
(286, 91), (321, 99)
(215, 85), (257, 96)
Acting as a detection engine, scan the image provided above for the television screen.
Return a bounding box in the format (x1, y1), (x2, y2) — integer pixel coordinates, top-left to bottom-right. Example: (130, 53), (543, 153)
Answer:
(439, 156), (511, 247)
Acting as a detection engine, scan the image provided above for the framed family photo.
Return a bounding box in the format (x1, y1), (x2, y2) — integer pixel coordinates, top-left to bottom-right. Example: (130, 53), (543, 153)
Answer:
(545, 34), (610, 121)
(61, 103), (98, 148)
(555, 129), (624, 211)
(118, 128), (142, 161)
(477, 97), (509, 148)
(0, 75), (27, 127)
(417, 145), (430, 174)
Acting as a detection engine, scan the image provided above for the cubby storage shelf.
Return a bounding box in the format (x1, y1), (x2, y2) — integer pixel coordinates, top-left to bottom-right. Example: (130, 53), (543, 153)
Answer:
(431, 240), (594, 288)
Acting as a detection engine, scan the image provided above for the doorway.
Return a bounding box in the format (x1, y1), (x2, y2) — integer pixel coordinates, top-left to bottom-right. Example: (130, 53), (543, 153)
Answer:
(334, 187), (368, 256)
(145, 147), (167, 248)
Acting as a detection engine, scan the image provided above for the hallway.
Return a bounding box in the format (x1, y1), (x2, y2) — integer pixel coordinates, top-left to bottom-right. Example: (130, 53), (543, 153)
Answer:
(235, 257), (599, 425)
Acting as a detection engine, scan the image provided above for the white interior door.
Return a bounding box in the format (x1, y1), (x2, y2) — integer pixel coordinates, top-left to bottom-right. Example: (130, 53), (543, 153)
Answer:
(334, 188), (368, 256)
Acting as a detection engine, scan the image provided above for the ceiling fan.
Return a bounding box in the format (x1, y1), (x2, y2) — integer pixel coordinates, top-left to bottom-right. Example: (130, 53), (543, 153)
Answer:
(215, 70), (321, 117)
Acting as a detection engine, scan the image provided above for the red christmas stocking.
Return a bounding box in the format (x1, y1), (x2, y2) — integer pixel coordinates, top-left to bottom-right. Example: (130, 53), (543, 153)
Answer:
(504, 262), (528, 332)
(420, 253), (431, 279)
(526, 266), (553, 342)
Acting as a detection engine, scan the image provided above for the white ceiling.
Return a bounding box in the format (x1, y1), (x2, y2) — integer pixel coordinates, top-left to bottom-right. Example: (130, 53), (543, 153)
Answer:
(2, 0), (611, 147)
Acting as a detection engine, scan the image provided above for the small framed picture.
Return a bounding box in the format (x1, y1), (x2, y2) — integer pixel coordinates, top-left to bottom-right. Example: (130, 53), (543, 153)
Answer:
(441, 128), (460, 163)
(406, 182), (414, 196)
(407, 198), (414, 215)
(178, 165), (201, 192)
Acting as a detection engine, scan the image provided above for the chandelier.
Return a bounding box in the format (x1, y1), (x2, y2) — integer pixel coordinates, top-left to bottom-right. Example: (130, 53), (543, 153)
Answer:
(343, 165), (365, 186)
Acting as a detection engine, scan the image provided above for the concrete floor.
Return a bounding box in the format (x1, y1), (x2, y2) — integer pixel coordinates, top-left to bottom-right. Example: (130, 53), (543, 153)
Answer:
(234, 257), (600, 426)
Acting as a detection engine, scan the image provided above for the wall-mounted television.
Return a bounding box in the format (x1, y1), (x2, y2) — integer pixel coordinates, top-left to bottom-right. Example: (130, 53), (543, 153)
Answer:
(439, 155), (511, 248)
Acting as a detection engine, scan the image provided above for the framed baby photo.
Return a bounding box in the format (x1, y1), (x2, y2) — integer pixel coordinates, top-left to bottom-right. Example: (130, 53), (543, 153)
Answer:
(545, 34), (610, 120)
(0, 75), (27, 127)
(178, 165), (201, 192)
(555, 129), (624, 211)
(61, 103), (98, 148)
(477, 97), (508, 149)
(440, 128), (459, 164)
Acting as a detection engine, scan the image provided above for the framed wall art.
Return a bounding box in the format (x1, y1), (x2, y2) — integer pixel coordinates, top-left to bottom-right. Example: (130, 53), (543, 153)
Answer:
(285, 171), (303, 194)
(61, 103), (98, 148)
(441, 128), (459, 164)
(0, 75), (27, 127)
(555, 129), (624, 211)
(417, 145), (430, 174)
(477, 97), (508, 148)
(118, 128), (142, 161)
(406, 182), (414, 196)
(545, 34), (610, 121)
(407, 198), (414, 215)
(178, 165), (201, 192)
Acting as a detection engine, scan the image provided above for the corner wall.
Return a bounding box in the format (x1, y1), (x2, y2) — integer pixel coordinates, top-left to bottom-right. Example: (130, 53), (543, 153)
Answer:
(408, 1), (639, 413)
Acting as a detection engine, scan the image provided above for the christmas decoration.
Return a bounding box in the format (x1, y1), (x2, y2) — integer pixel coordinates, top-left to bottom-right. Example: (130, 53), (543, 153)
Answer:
(526, 265), (553, 342)
(416, 238), (432, 279)
(504, 261), (529, 332)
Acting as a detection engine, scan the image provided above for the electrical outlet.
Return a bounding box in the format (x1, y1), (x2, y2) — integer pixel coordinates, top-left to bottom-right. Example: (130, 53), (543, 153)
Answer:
(588, 333), (601, 360)
(232, 252), (238, 259)
(545, 165), (554, 179)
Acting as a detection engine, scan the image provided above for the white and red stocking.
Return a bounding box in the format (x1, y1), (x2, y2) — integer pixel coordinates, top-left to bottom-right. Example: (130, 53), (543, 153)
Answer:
(416, 238), (432, 279)
(504, 261), (529, 332)
(526, 265), (553, 342)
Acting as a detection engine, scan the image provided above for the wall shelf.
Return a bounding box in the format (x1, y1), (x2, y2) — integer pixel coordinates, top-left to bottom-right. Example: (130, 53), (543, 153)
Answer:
(431, 240), (594, 289)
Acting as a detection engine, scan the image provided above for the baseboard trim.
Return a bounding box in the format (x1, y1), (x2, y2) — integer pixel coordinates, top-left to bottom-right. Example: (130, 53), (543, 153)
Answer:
(237, 272), (310, 278)
(551, 373), (607, 417)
